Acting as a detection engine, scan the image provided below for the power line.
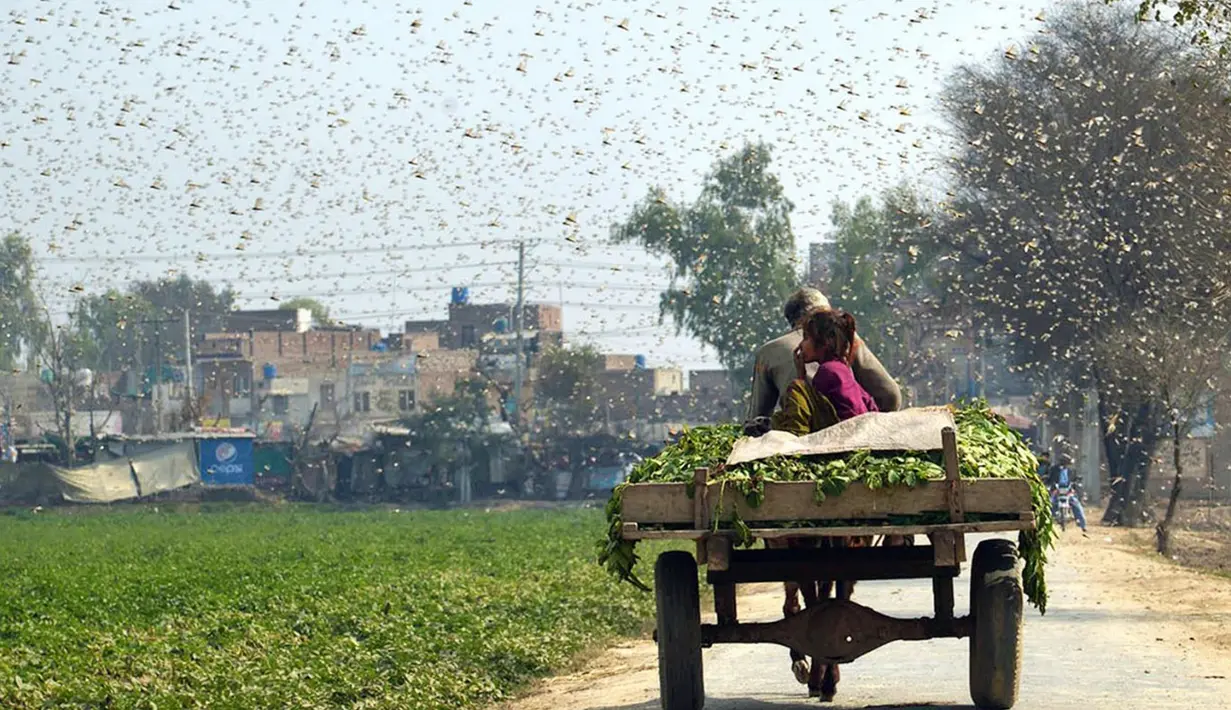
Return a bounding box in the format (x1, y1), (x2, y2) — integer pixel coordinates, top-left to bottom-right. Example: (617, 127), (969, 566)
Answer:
(231, 260), (519, 283)
(49, 259), (643, 288)
(37, 287), (657, 323)
(233, 260), (659, 284)
(247, 281), (515, 299)
(325, 302), (665, 323)
(568, 325), (664, 338)
(535, 260), (668, 273)
(558, 301), (659, 311)
(235, 280), (669, 300)
(34, 239), (533, 264)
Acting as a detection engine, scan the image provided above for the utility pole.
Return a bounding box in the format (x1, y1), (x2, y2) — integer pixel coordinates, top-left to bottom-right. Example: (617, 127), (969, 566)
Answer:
(153, 325), (162, 435)
(513, 241), (526, 427)
(183, 309), (194, 405)
(1, 388), (13, 463)
(139, 316), (181, 435)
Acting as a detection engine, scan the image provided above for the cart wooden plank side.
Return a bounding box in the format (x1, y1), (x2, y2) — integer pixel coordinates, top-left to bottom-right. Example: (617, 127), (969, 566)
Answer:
(622, 428), (1034, 710)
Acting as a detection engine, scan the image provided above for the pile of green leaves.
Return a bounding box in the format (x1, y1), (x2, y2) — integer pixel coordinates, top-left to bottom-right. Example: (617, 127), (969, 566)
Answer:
(599, 403), (1055, 613)
(0, 505), (669, 710)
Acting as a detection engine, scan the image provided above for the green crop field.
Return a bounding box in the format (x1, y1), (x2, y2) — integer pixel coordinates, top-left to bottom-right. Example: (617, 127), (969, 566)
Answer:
(0, 505), (669, 709)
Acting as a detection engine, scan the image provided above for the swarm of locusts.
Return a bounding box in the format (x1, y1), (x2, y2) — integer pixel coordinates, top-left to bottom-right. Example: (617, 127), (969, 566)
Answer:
(599, 402), (1056, 613)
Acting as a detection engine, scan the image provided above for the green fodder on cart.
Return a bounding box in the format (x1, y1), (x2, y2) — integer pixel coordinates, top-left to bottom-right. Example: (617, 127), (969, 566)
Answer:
(598, 402), (1056, 613)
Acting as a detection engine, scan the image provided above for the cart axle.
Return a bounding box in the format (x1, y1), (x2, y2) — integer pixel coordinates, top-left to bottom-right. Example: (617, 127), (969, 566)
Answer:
(698, 598), (971, 664)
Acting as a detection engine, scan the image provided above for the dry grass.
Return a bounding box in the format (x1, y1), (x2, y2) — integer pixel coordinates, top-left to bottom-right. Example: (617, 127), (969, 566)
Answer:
(1094, 501), (1231, 578)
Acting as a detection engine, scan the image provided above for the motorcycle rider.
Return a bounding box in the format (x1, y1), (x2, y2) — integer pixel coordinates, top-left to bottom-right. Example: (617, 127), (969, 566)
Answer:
(1047, 453), (1088, 533)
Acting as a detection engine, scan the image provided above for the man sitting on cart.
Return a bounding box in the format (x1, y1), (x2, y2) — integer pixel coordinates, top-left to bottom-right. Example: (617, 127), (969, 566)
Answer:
(742, 288), (908, 700)
(744, 288), (902, 436)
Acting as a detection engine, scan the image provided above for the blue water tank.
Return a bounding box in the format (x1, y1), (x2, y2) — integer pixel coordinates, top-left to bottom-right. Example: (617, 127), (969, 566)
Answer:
(493, 317), (509, 334)
(262, 363), (277, 381)
(451, 287), (470, 305)
(634, 354), (647, 370)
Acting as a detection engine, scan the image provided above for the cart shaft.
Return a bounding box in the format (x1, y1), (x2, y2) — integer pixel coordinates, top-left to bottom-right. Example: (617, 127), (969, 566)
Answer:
(700, 598), (971, 664)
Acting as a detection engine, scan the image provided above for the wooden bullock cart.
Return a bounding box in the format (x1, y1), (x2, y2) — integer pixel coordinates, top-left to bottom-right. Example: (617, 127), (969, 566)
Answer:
(619, 428), (1034, 710)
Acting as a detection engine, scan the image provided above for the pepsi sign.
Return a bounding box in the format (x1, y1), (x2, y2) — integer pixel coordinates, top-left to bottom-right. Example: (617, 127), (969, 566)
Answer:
(199, 438), (254, 486)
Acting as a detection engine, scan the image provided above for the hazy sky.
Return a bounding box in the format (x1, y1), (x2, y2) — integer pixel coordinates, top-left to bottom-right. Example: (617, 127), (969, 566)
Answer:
(2, 0), (1056, 372)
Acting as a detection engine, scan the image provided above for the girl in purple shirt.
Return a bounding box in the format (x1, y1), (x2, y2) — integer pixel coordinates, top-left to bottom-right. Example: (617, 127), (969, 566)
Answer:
(798, 309), (878, 420)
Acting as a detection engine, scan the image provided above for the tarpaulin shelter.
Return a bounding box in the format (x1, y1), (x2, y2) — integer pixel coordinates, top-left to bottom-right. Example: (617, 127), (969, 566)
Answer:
(132, 442), (199, 495)
(52, 441), (200, 503)
(53, 457), (142, 503)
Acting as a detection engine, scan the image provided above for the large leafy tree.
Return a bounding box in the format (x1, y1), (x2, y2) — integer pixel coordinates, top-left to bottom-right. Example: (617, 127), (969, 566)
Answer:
(73, 291), (155, 372)
(536, 344), (604, 435)
(937, 4), (1231, 525)
(821, 186), (951, 395)
(72, 276), (235, 374)
(0, 234), (44, 371)
(611, 142), (799, 387)
(132, 275), (235, 366)
(400, 379), (496, 500)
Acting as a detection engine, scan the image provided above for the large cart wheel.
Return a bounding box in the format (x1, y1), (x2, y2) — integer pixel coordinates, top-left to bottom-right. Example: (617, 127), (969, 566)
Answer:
(654, 551), (704, 710)
(969, 539), (1024, 710)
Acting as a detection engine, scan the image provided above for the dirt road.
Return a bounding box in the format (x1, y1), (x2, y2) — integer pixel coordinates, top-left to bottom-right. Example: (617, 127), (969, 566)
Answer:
(505, 531), (1231, 709)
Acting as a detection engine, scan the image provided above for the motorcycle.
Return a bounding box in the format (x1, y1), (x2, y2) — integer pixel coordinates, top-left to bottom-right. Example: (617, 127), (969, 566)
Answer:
(1052, 482), (1077, 531)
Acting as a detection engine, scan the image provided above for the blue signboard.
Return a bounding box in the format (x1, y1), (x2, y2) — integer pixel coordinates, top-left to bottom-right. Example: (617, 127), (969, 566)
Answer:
(199, 438), (255, 486)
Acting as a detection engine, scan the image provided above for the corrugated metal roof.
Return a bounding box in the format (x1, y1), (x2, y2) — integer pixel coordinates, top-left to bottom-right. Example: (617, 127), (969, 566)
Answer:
(104, 430), (256, 442)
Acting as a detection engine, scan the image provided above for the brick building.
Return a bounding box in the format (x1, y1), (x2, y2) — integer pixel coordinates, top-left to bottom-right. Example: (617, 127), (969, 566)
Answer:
(403, 299), (564, 425)
(195, 325), (385, 429)
(406, 301), (563, 350)
(384, 332), (441, 353)
(220, 308), (313, 333)
(597, 366), (684, 423)
(194, 314), (471, 425)
(687, 369), (742, 420)
(690, 369), (738, 400)
(602, 354), (639, 371)
(186, 300), (772, 446)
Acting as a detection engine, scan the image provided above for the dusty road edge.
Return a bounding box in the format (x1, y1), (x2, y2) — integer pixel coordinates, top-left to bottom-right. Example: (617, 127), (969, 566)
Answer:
(500, 534), (1231, 710)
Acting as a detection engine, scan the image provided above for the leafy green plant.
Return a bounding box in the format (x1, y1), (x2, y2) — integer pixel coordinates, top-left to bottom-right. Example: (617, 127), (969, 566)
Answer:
(598, 403), (1055, 613)
(0, 506), (664, 709)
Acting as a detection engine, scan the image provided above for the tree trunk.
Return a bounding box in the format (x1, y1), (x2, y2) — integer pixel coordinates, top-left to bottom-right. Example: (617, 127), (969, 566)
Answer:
(289, 403), (319, 486)
(62, 407), (74, 468)
(1099, 389), (1128, 525)
(1100, 397), (1158, 527)
(567, 437), (586, 500)
(1155, 419), (1183, 555)
(88, 402), (97, 463)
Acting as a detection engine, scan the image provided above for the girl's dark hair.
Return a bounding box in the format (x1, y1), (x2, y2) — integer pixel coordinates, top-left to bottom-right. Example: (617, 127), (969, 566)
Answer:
(803, 309), (858, 362)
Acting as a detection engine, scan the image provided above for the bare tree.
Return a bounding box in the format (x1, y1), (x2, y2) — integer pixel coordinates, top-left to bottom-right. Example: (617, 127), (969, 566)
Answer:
(935, 4), (1231, 525)
(36, 320), (90, 467)
(1090, 322), (1231, 552)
